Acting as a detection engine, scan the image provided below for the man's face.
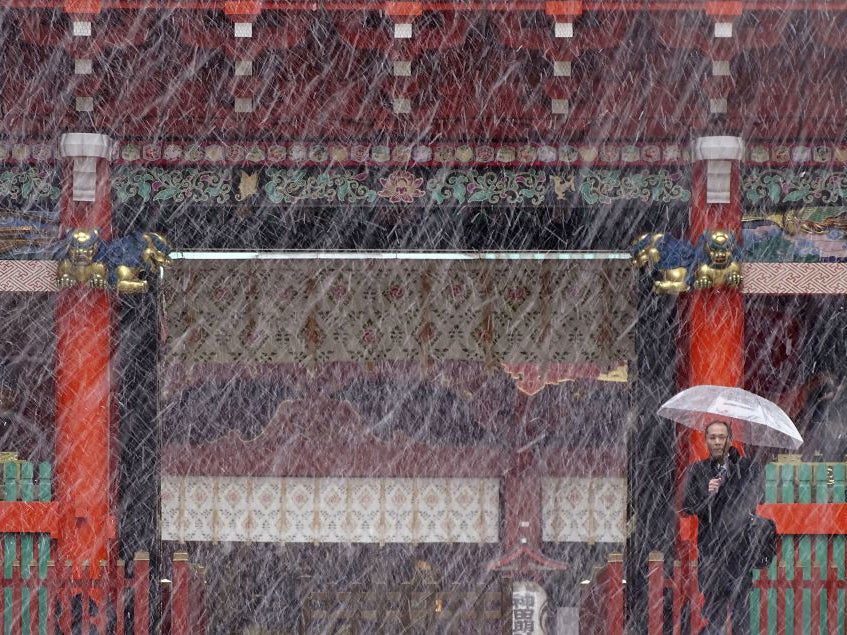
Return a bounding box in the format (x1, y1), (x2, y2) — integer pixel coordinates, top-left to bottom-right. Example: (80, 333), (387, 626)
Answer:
(705, 423), (730, 460)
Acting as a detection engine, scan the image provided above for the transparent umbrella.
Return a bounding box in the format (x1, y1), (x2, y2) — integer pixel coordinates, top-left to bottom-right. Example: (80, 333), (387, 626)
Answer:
(658, 385), (803, 450)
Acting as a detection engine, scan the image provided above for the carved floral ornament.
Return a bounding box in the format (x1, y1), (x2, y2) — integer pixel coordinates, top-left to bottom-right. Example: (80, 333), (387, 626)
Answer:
(108, 166), (690, 207)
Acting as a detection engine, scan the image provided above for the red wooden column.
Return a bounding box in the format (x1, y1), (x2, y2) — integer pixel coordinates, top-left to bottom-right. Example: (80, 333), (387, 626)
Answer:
(503, 447), (542, 550)
(687, 135), (745, 460)
(55, 133), (116, 573)
(677, 135), (745, 597)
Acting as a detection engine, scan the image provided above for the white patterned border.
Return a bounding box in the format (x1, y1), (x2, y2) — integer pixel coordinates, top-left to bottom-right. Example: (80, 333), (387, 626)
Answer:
(0, 261), (58, 292)
(161, 476), (499, 544)
(541, 477), (626, 544)
(741, 263), (847, 294)
(6, 261), (847, 295)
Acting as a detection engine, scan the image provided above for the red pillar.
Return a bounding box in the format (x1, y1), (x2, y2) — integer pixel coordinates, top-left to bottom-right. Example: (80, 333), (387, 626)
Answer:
(677, 136), (745, 613)
(503, 393), (542, 551)
(55, 133), (116, 572)
(503, 450), (542, 550)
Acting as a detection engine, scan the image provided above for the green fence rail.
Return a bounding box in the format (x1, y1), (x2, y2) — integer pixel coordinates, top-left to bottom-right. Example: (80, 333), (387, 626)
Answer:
(1, 460), (51, 635)
(752, 462), (847, 634)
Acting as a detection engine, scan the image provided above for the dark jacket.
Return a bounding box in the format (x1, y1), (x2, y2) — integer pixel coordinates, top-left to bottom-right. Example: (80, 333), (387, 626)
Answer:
(682, 450), (762, 565)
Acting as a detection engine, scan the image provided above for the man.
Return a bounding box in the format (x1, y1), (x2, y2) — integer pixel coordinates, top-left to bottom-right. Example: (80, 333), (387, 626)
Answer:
(682, 421), (763, 634)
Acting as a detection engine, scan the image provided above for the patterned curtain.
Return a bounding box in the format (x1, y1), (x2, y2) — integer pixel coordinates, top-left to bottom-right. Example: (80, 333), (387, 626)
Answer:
(162, 259), (634, 368)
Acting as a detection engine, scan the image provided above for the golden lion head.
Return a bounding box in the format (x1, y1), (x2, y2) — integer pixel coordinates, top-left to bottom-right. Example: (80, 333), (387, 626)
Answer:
(704, 230), (736, 267)
(67, 229), (100, 265)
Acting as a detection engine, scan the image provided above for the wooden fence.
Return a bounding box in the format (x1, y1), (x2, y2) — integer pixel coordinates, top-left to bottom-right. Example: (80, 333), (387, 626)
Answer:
(0, 460), (207, 634)
(577, 552), (624, 635)
(752, 462), (847, 634)
(301, 578), (512, 634)
(580, 461), (847, 634)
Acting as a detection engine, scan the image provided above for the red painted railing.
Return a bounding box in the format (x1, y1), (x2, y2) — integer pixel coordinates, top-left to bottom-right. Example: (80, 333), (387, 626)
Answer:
(577, 552), (624, 635)
(162, 552), (208, 635)
(643, 551), (847, 634)
(0, 550), (207, 634)
(646, 552), (706, 635)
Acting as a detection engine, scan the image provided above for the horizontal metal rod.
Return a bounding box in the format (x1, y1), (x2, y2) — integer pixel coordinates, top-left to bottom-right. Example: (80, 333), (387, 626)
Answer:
(170, 250), (632, 261)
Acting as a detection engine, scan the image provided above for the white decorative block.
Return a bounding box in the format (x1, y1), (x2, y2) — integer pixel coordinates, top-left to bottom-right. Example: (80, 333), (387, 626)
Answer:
(234, 97), (253, 113)
(392, 97), (412, 114)
(74, 58), (93, 75)
(554, 22), (573, 38)
(234, 22), (253, 38)
(59, 132), (114, 160)
(60, 133), (115, 202)
(709, 97), (728, 114)
(551, 99), (569, 116)
(394, 22), (412, 39)
(75, 96), (94, 112)
(234, 60), (253, 76)
(72, 21), (91, 37)
(712, 60), (730, 76)
(553, 61), (571, 77)
(392, 60), (412, 77)
(715, 21), (733, 38)
(706, 159), (732, 204)
(692, 136), (745, 161)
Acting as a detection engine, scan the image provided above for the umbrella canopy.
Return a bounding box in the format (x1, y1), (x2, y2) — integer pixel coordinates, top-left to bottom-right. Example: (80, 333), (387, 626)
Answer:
(658, 385), (803, 450)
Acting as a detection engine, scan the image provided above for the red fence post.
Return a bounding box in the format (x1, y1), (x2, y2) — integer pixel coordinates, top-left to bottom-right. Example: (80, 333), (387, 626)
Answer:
(581, 565), (602, 634)
(606, 553), (624, 635)
(26, 563), (37, 635)
(777, 564), (787, 634)
(46, 560), (56, 635)
(190, 564), (207, 633)
(671, 560), (683, 635)
(133, 552), (150, 635)
(96, 560), (109, 634)
(160, 580), (171, 635)
(115, 559), (125, 635)
(11, 560), (22, 635)
(810, 565), (821, 633)
(647, 552), (664, 635)
(80, 561), (91, 635)
(171, 552), (190, 635)
(827, 565), (838, 634)
(59, 560), (72, 634)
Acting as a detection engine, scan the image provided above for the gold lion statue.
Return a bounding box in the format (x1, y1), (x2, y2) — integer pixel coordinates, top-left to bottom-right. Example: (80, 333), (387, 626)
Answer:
(692, 230), (743, 290)
(57, 229), (171, 293)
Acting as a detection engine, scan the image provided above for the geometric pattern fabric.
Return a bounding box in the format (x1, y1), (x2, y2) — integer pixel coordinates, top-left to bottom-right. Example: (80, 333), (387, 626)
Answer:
(541, 477), (627, 544)
(161, 476), (500, 544)
(162, 259), (635, 366)
(160, 475), (627, 545)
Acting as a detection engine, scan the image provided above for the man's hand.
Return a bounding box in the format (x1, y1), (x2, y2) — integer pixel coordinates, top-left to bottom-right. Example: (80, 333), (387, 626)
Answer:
(708, 478), (722, 494)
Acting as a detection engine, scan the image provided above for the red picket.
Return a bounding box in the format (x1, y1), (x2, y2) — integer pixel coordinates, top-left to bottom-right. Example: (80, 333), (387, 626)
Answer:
(577, 553), (625, 635)
(671, 561), (683, 635)
(647, 553), (664, 635)
(46, 561), (56, 635)
(26, 563), (37, 635)
(133, 553), (151, 634)
(115, 560), (125, 635)
(646, 552), (847, 634)
(0, 548), (208, 634)
(810, 565), (822, 632)
(827, 565), (839, 633)
(171, 552), (189, 635)
(11, 561), (21, 635)
(58, 561), (72, 634)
